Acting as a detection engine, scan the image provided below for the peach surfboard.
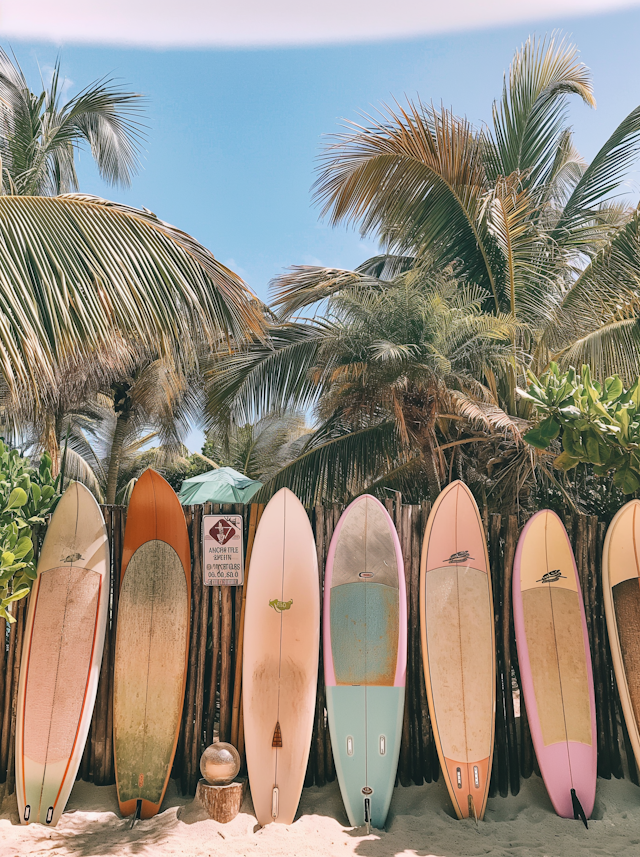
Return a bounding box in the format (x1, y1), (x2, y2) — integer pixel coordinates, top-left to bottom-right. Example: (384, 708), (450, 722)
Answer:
(513, 509), (596, 826)
(420, 480), (495, 821)
(243, 487), (319, 826)
(16, 481), (109, 826)
(113, 469), (190, 819)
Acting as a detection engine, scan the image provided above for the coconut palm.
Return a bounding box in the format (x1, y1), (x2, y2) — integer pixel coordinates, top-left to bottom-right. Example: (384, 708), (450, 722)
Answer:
(0, 48), (144, 196)
(205, 264), (523, 503)
(0, 52), (265, 470)
(55, 354), (197, 503)
(164, 412), (310, 492)
(295, 33), (640, 406)
(206, 411), (309, 482)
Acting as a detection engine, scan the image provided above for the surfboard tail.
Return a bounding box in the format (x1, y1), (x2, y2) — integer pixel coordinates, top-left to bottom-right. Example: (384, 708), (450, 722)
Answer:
(571, 788), (588, 829)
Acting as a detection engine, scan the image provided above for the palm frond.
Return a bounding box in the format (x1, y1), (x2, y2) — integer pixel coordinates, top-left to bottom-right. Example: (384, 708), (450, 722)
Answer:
(272, 266), (383, 318)
(490, 34), (594, 187)
(313, 101), (498, 308)
(554, 317), (640, 383)
(0, 194), (263, 396)
(204, 323), (323, 428)
(254, 420), (408, 506)
(554, 103), (640, 242)
(547, 206), (640, 358)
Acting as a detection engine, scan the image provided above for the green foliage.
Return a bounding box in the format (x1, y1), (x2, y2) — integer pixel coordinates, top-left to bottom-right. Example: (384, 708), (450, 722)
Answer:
(520, 363), (640, 493)
(163, 452), (212, 492)
(0, 441), (59, 622)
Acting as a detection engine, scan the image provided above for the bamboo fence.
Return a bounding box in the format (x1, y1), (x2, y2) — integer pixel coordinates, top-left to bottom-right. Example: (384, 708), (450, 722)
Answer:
(0, 499), (638, 800)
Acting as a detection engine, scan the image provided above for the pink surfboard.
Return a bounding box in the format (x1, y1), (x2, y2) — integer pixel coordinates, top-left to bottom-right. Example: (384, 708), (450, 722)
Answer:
(513, 509), (596, 825)
(16, 482), (109, 826)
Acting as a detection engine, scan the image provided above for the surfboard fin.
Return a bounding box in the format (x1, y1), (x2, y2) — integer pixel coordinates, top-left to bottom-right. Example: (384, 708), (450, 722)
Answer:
(364, 797), (371, 835)
(130, 799), (142, 829)
(468, 794), (478, 825)
(571, 789), (588, 829)
(272, 721), (282, 748)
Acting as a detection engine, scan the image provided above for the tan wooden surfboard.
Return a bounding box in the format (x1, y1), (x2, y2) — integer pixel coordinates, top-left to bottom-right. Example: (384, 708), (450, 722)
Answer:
(113, 469), (191, 819)
(243, 487), (319, 826)
(420, 480), (495, 821)
(603, 500), (640, 770)
(16, 481), (109, 826)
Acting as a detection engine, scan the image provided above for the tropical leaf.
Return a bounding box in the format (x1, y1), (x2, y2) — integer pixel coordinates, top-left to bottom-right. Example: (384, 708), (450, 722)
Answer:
(0, 49), (145, 195)
(545, 207), (640, 367)
(313, 101), (499, 309)
(0, 194), (263, 395)
(272, 266), (382, 319)
(254, 421), (407, 506)
(204, 323), (324, 428)
(553, 103), (640, 241)
(489, 34), (595, 187)
(480, 174), (549, 319)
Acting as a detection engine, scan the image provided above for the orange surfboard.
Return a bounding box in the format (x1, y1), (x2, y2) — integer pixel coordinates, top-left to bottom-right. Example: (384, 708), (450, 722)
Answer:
(420, 481), (495, 820)
(113, 469), (191, 819)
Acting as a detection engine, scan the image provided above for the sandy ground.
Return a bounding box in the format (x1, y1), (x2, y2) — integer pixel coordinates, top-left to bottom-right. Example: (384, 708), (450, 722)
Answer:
(2, 774), (640, 857)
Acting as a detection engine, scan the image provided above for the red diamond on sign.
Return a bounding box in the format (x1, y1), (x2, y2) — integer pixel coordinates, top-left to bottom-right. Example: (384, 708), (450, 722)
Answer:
(209, 519), (237, 545)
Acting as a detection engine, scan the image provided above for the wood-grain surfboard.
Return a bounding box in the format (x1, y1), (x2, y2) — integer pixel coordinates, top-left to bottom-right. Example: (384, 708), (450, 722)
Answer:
(16, 481), (109, 826)
(113, 468), (190, 819)
(513, 509), (596, 823)
(324, 495), (406, 829)
(420, 480), (495, 821)
(242, 487), (319, 826)
(603, 500), (640, 771)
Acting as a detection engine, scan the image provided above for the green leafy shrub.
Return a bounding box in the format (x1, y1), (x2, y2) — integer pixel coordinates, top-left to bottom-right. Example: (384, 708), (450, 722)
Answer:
(520, 363), (640, 494)
(0, 441), (59, 622)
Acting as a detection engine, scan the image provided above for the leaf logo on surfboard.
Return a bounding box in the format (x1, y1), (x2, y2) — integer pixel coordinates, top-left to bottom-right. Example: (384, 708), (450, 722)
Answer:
(209, 519), (237, 545)
(444, 550), (473, 564)
(537, 569), (566, 584)
(269, 598), (293, 613)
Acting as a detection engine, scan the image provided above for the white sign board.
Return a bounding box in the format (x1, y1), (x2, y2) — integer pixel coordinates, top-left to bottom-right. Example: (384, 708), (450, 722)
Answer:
(203, 514), (244, 586)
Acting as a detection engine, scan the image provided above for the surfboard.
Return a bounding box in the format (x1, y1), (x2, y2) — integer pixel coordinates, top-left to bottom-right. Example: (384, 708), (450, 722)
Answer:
(603, 500), (640, 771)
(243, 487), (319, 826)
(324, 494), (406, 830)
(113, 468), (190, 819)
(420, 480), (495, 821)
(513, 509), (596, 826)
(16, 481), (109, 826)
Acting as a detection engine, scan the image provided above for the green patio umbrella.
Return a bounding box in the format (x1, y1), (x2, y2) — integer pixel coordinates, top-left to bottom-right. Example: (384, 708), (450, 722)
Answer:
(178, 466), (262, 505)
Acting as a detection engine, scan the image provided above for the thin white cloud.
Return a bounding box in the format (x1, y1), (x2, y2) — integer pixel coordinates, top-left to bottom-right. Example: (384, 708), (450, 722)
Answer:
(1, 1), (638, 49)
(41, 64), (74, 99)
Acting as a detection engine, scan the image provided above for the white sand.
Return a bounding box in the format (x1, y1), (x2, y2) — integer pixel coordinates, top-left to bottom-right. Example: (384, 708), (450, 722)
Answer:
(2, 774), (640, 857)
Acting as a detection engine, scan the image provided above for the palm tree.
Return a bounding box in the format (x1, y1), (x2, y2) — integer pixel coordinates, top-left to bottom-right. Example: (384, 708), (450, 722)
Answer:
(0, 52), (265, 471)
(0, 49), (144, 195)
(205, 265), (522, 503)
(0, 194), (264, 469)
(205, 411), (309, 482)
(55, 356), (196, 503)
(300, 34), (640, 405)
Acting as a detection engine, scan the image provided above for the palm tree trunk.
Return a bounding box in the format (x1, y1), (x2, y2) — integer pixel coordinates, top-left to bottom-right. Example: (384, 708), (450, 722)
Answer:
(105, 411), (129, 505)
(422, 434), (441, 501)
(43, 411), (60, 477)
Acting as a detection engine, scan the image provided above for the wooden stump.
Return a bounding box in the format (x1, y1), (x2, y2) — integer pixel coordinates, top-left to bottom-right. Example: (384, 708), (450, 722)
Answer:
(195, 777), (247, 822)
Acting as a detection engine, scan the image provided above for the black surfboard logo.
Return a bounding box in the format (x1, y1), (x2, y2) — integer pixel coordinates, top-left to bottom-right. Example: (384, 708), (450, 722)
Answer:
(537, 569), (566, 584)
(445, 550), (473, 564)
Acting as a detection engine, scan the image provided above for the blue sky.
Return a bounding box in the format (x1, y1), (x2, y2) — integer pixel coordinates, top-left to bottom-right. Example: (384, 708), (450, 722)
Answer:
(7, 6), (640, 448)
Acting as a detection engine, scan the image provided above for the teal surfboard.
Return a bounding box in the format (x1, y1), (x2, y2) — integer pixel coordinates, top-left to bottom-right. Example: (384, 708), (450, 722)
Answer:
(324, 495), (407, 829)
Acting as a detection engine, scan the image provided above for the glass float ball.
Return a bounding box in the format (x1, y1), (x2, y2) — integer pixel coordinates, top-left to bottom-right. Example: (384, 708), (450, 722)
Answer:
(200, 741), (240, 785)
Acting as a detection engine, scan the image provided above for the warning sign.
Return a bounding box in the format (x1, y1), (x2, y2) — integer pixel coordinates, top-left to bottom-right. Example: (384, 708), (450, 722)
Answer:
(203, 514), (244, 586)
